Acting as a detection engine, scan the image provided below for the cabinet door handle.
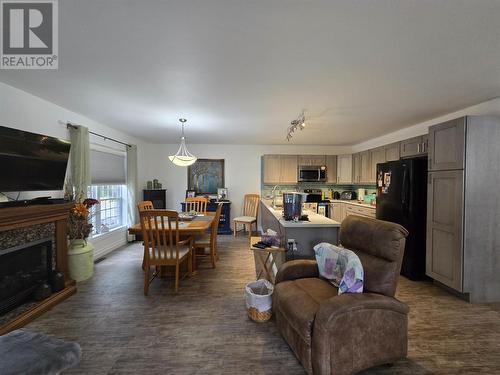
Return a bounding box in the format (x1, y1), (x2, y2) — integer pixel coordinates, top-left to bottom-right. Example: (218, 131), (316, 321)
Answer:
(417, 143), (421, 153)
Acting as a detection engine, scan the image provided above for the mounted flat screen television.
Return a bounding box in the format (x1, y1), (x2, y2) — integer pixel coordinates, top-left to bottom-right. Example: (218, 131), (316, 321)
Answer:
(0, 126), (71, 192)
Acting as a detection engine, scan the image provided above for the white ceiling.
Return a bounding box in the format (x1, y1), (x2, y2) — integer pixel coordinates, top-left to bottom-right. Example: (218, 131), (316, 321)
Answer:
(1, 0), (500, 145)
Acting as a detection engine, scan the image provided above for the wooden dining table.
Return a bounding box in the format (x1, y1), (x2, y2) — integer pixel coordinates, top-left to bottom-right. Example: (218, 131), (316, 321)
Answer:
(128, 214), (215, 274)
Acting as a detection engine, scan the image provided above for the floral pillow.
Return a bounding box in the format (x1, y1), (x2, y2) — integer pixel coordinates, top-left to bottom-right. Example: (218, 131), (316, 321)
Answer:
(313, 243), (364, 295)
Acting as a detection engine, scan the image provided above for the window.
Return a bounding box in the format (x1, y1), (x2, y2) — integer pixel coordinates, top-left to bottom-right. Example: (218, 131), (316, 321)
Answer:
(87, 184), (127, 236)
(87, 147), (128, 237)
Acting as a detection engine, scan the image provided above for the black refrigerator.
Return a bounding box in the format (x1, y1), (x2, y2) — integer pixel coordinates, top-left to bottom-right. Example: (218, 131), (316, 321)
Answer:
(376, 158), (427, 280)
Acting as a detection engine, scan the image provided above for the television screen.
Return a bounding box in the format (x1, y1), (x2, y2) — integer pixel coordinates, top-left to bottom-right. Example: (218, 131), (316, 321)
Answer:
(0, 126), (71, 192)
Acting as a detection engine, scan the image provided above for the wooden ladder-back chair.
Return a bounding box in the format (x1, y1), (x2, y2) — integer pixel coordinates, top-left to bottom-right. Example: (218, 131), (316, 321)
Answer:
(137, 201), (154, 270)
(193, 203), (223, 268)
(233, 194), (260, 239)
(185, 197), (208, 214)
(139, 209), (193, 295)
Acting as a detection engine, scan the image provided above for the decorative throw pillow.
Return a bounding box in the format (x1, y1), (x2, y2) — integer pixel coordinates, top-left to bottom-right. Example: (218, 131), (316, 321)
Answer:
(313, 242), (364, 295)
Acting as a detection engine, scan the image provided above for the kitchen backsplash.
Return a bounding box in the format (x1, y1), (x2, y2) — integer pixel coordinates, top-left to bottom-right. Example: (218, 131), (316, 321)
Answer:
(261, 183), (377, 198)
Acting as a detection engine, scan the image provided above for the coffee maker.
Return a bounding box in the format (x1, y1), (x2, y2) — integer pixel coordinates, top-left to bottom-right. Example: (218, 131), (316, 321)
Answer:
(283, 193), (305, 221)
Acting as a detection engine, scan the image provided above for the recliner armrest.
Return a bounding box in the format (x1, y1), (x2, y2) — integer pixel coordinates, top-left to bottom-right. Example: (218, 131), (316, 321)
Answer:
(275, 260), (319, 284)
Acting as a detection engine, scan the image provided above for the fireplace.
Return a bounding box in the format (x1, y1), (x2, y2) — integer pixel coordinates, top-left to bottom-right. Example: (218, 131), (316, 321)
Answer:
(0, 202), (75, 334)
(0, 239), (53, 315)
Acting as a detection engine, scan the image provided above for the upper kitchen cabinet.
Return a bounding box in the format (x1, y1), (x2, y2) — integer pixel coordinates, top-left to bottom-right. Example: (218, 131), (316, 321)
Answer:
(280, 155), (299, 184)
(325, 155), (338, 183)
(298, 155), (326, 166)
(370, 147), (386, 182)
(352, 152), (371, 184)
(428, 117), (466, 171)
(337, 154), (353, 184)
(262, 155), (298, 184)
(385, 142), (400, 161)
(400, 135), (428, 158)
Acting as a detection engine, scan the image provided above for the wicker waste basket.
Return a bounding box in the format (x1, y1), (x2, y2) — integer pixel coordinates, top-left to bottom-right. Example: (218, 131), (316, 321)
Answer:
(245, 279), (274, 322)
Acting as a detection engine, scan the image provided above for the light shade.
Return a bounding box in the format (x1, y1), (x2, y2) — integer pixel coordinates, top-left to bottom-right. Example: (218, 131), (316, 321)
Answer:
(169, 119), (197, 167)
(169, 139), (197, 166)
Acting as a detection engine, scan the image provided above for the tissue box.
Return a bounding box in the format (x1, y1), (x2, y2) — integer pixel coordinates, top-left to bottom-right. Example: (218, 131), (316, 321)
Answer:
(261, 234), (281, 247)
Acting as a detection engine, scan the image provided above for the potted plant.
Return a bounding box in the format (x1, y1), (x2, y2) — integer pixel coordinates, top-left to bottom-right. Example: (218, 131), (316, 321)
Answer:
(67, 198), (99, 282)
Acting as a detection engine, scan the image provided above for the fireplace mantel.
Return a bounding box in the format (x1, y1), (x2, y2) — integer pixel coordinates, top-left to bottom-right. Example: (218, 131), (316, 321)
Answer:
(0, 202), (76, 334)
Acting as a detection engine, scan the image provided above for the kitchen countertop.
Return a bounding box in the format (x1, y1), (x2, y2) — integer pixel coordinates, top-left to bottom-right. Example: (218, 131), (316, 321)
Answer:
(261, 199), (341, 228)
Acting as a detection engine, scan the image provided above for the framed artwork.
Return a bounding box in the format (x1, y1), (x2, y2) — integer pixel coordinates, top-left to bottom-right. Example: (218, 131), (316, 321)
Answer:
(186, 189), (196, 198)
(187, 159), (225, 194)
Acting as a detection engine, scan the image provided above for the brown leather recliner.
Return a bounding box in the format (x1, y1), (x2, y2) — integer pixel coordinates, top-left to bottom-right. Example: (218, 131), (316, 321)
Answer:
(273, 215), (410, 375)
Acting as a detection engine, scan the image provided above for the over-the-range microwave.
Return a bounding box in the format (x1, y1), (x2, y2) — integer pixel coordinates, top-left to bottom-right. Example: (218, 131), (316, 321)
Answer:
(298, 165), (327, 182)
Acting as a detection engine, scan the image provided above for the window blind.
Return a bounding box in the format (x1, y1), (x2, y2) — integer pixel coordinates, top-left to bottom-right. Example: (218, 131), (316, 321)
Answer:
(90, 149), (126, 184)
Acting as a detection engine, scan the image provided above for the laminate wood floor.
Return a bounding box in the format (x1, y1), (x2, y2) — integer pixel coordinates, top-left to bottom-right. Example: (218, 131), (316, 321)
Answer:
(26, 236), (500, 374)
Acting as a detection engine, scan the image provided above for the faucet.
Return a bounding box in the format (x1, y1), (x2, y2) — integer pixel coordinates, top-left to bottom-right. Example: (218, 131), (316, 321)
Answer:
(271, 185), (279, 208)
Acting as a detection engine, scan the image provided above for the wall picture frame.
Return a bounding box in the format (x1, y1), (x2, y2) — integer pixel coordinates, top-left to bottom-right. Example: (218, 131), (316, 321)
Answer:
(187, 159), (225, 194)
(217, 188), (228, 201)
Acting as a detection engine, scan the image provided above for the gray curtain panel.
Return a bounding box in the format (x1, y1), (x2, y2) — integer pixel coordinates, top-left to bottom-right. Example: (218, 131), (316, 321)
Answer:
(68, 125), (91, 201)
(126, 144), (138, 241)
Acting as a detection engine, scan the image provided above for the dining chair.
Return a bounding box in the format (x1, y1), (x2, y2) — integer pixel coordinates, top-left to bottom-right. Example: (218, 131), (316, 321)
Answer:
(139, 209), (193, 295)
(185, 196), (208, 214)
(193, 203), (223, 268)
(137, 200), (154, 212)
(233, 194), (260, 239)
(137, 201), (154, 270)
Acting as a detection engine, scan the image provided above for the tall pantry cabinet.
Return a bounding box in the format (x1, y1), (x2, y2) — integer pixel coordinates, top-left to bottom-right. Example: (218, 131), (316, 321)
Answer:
(426, 116), (500, 303)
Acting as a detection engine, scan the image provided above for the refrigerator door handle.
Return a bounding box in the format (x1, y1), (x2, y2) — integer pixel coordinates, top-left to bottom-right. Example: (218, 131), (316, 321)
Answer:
(401, 168), (410, 213)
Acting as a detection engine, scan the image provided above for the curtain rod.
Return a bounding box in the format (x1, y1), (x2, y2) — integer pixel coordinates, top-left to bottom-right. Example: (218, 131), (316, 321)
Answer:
(63, 121), (132, 148)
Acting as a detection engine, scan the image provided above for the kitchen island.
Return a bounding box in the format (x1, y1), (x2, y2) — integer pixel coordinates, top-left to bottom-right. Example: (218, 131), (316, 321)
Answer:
(259, 199), (341, 261)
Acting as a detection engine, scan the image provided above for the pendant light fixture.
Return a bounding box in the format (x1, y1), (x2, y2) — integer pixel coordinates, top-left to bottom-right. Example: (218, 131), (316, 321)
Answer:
(169, 118), (197, 166)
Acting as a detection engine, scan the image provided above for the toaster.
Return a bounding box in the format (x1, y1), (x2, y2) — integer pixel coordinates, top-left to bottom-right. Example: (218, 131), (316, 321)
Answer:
(340, 191), (357, 200)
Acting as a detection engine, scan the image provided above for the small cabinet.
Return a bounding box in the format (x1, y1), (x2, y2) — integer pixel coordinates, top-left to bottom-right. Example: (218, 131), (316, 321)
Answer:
(426, 170), (464, 291)
(385, 142), (400, 161)
(143, 189), (167, 209)
(352, 153), (361, 184)
(337, 154), (353, 184)
(325, 155), (337, 183)
(298, 155), (326, 166)
(428, 117), (466, 171)
(401, 135), (428, 158)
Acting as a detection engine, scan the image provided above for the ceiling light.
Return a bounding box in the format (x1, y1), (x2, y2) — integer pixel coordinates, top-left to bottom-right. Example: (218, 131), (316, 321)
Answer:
(286, 112), (306, 141)
(169, 118), (197, 167)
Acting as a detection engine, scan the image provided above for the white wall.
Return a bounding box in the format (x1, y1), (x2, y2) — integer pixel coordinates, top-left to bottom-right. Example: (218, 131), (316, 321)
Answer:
(138, 144), (351, 220)
(352, 97), (500, 152)
(0, 82), (145, 258)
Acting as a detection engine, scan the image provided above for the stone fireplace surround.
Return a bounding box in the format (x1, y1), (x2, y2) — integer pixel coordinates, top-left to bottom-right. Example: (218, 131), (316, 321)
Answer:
(0, 203), (76, 335)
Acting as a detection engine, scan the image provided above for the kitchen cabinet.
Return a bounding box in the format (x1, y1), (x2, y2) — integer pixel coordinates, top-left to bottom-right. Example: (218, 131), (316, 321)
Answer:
(336, 154), (353, 184)
(369, 147), (386, 182)
(426, 116), (500, 303)
(325, 155), (337, 183)
(426, 170), (464, 291)
(385, 142), (400, 161)
(345, 204), (376, 219)
(352, 151), (371, 184)
(262, 155), (298, 184)
(330, 202), (343, 222)
(352, 153), (361, 184)
(280, 155), (299, 184)
(359, 151), (371, 184)
(400, 135), (428, 158)
(428, 117), (466, 171)
(298, 155), (326, 166)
